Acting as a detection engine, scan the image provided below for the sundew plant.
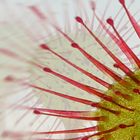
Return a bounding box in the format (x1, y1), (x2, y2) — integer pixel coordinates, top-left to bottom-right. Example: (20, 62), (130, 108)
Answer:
(0, 0), (140, 140)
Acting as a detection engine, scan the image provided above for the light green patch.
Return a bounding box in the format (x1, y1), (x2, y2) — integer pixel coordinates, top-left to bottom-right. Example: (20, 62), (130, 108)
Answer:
(96, 70), (140, 140)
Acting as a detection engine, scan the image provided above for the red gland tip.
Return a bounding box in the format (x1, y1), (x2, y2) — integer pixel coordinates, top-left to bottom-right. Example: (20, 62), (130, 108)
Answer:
(90, 1), (96, 11)
(106, 18), (114, 26)
(2, 131), (10, 137)
(119, 0), (125, 5)
(113, 63), (119, 68)
(33, 110), (41, 114)
(133, 88), (140, 93)
(43, 67), (52, 73)
(119, 124), (127, 128)
(75, 16), (84, 24)
(71, 43), (79, 48)
(4, 76), (14, 82)
(40, 44), (49, 50)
